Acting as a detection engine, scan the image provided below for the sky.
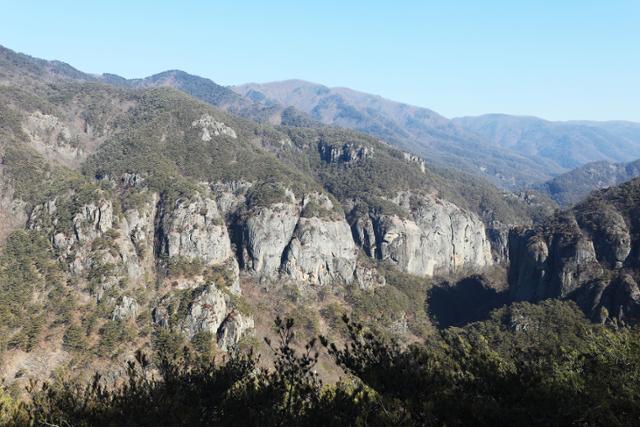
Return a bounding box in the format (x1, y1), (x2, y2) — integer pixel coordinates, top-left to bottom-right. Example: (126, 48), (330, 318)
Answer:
(1, 1), (638, 121)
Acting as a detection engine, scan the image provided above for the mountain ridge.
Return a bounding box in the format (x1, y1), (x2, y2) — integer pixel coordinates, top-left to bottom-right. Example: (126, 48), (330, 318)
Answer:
(6, 43), (640, 190)
(535, 158), (640, 206)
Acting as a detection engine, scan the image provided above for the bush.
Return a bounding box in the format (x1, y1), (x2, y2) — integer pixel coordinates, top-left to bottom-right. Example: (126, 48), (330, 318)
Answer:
(63, 323), (87, 353)
(5, 309), (640, 426)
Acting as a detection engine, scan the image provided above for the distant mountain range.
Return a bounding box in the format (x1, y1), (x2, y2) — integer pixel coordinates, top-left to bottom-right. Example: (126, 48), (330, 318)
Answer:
(4, 44), (640, 191)
(233, 81), (556, 188)
(535, 158), (640, 206)
(452, 114), (640, 171)
(90, 70), (640, 190)
(232, 82), (640, 189)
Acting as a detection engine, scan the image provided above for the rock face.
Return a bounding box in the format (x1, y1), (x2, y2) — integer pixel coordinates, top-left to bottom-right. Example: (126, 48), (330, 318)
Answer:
(153, 282), (254, 351)
(29, 191), (158, 298)
(191, 114), (237, 140)
(241, 202), (300, 278)
(179, 285), (229, 339)
(282, 216), (358, 286)
(72, 199), (114, 243)
(16, 175), (501, 366)
(508, 179), (640, 322)
(318, 141), (372, 164)
(23, 111), (82, 161)
(354, 263), (386, 290)
(112, 296), (139, 321)
(223, 188), (361, 287)
(160, 194), (233, 265)
(353, 192), (493, 277)
(217, 311), (255, 351)
(486, 222), (510, 264)
(402, 152), (426, 174)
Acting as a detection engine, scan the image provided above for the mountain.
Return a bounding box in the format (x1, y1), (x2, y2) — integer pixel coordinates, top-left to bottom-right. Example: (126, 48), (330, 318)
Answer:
(232, 82), (640, 189)
(232, 81), (564, 188)
(4, 43), (640, 425)
(452, 114), (640, 171)
(14, 43), (634, 194)
(509, 177), (640, 323)
(536, 159), (640, 206)
(6, 42), (640, 399)
(0, 44), (554, 385)
(100, 70), (295, 124)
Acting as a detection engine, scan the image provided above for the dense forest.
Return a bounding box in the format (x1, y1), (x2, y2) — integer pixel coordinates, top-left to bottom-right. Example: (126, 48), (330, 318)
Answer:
(2, 300), (639, 426)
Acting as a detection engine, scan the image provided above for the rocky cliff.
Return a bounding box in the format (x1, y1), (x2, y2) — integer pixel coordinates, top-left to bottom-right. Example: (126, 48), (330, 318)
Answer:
(353, 192), (493, 277)
(508, 178), (640, 323)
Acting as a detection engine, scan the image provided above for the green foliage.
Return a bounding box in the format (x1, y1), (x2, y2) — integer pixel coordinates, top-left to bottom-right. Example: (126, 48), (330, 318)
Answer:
(5, 308), (640, 426)
(0, 101), (25, 139)
(300, 199), (343, 219)
(120, 188), (152, 212)
(245, 181), (289, 208)
(8, 314), (45, 352)
(97, 320), (130, 357)
(0, 230), (62, 346)
(167, 256), (204, 278)
(152, 328), (185, 360)
(63, 323), (87, 353)
(320, 302), (348, 331)
(191, 331), (215, 359)
(81, 88), (317, 203)
(289, 305), (321, 336)
(383, 267), (433, 337)
(345, 268), (432, 338)
(87, 259), (117, 294)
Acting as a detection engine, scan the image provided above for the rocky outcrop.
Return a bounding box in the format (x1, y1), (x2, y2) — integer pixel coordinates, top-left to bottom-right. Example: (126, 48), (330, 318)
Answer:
(508, 216), (602, 303)
(191, 114), (237, 140)
(236, 191), (363, 286)
(153, 282), (254, 350)
(28, 196), (113, 249)
(158, 191), (242, 291)
(486, 222), (511, 264)
(28, 191), (158, 298)
(180, 285), (229, 339)
(112, 296), (139, 321)
(23, 111), (83, 161)
(353, 192), (493, 277)
(73, 199), (114, 243)
(211, 180), (252, 217)
(508, 180), (640, 322)
(217, 311), (255, 351)
(402, 152), (426, 174)
(318, 141), (372, 164)
(354, 263), (386, 290)
(120, 173), (145, 188)
(213, 185), (363, 287)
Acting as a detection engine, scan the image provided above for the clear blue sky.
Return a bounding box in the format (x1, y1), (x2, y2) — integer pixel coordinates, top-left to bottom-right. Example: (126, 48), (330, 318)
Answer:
(1, 0), (638, 121)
